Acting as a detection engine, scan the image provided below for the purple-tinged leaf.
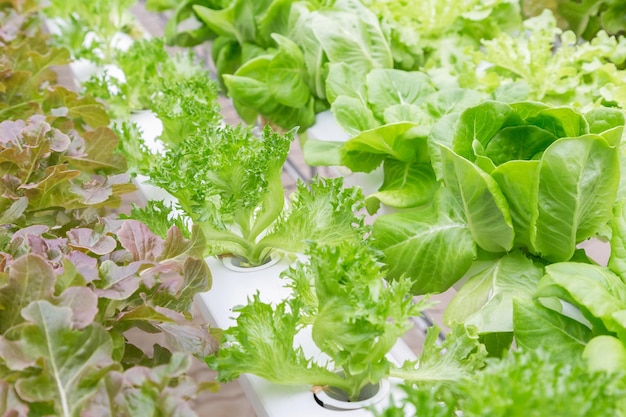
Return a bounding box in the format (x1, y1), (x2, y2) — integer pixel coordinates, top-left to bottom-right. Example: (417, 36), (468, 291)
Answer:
(118, 220), (164, 262)
(94, 260), (144, 300)
(0, 380), (28, 417)
(69, 175), (114, 205)
(0, 119), (25, 147)
(80, 372), (123, 417)
(11, 224), (48, 240)
(55, 286), (98, 329)
(156, 321), (218, 357)
(67, 227), (117, 255)
(118, 305), (178, 323)
(0, 338), (35, 371)
(43, 86), (110, 128)
(68, 127), (126, 172)
(66, 250), (99, 283)
(0, 254), (55, 333)
(10, 301), (117, 417)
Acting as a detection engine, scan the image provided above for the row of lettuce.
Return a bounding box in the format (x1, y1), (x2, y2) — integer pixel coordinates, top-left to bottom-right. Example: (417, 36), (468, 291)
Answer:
(3, 0), (626, 415)
(142, 0), (626, 414)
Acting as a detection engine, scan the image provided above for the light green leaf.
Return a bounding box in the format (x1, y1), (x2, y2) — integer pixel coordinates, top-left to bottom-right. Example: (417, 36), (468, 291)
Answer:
(440, 145), (514, 253)
(610, 199), (626, 280)
(330, 95), (378, 135)
(341, 123), (425, 173)
(365, 160), (437, 211)
(373, 202), (476, 294)
(267, 34), (310, 108)
(583, 335), (626, 373)
(1, 301), (116, 417)
(452, 101), (519, 161)
(541, 262), (626, 332)
(365, 69), (435, 119)
(492, 160), (540, 250)
(513, 298), (592, 362)
(534, 135), (619, 261)
(444, 251), (543, 333)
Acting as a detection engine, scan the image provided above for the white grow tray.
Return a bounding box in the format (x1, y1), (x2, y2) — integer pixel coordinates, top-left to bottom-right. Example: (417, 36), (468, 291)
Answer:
(126, 112), (416, 416)
(195, 256), (416, 417)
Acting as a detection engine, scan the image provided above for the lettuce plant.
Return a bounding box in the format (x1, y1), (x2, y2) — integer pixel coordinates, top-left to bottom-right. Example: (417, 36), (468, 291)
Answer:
(371, 100), (624, 352)
(510, 197), (626, 368)
(376, 349), (626, 417)
(43, 0), (141, 63)
(209, 242), (485, 401)
(466, 10), (626, 110)
(148, 122), (369, 265)
(0, 220), (216, 416)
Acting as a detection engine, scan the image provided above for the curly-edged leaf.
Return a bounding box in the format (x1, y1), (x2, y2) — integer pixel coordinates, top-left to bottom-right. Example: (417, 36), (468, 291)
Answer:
(534, 135), (619, 262)
(257, 177), (367, 260)
(0, 254), (55, 333)
(391, 324), (486, 383)
(440, 145), (514, 253)
(444, 251), (543, 333)
(373, 203), (476, 294)
(0, 301), (117, 417)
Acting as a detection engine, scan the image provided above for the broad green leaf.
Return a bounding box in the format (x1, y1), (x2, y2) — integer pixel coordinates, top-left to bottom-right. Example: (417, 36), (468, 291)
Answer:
(513, 299), (592, 362)
(483, 125), (557, 165)
(534, 135), (619, 261)
(312, 0), (392, 75)
(610, 199), (626, 280)
(302, 139), (344, 167)
(440, 146), (514, 253)
(267, 34), (310, 108)
(341, 123), (425, 173)
(326, 62), (368, 103)
(452, 101), (520, 161)
(373, 205), (476, 294)
(330, 95), (377, 135)
(492, 160), (540, 250)
(365, 160), (437, 211)
(444, 251), (543, 333)
(365, 69), (435, 119)
(541, 262), (626, 332)
(585, 107), (625, 146)
(424, 88), (484, 119)
(583, 335), (626, 373)
(528, 107), (588, 138)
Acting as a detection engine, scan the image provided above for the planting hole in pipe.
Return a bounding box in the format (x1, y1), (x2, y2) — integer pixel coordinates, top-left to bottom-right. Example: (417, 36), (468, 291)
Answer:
(222, 255), (279, 272)
(313, 378), (390, 411)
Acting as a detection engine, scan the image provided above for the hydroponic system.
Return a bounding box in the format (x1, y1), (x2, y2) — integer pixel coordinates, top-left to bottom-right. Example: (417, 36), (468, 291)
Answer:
(1, 0), (626, 416)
